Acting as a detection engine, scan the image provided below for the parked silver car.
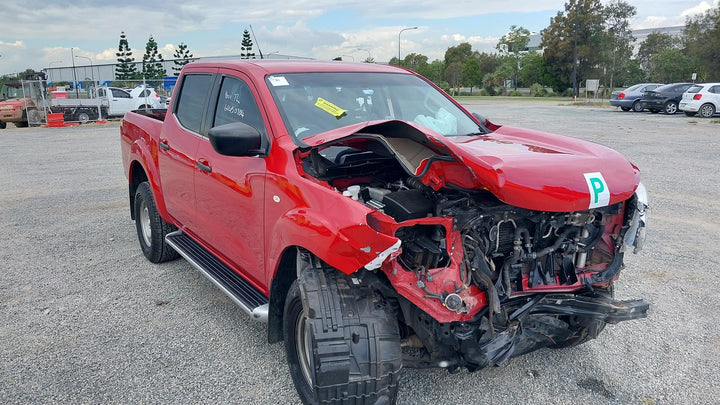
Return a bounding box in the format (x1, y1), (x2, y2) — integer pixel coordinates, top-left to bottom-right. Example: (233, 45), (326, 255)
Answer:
(610, 83), (662, 112)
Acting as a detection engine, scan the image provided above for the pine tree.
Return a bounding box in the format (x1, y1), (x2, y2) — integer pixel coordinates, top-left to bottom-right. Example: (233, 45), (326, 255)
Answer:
(172, 43), (194, 76)
(142, 35), (167, 79)
(241, 29), (255, 59)
(115, 32), (138, 80)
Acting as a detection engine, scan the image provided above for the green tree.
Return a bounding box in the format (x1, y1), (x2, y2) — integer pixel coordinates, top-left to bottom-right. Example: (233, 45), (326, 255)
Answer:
(403, 53), (429, 72)
(444, 43), (473, 65)
(141, 35), (166, 79)
(651, 49), (695, 83)
(172, 43), (194, 76)
(518, 52), (547, 87)
(496, 25), (530, 90)
(444, 62), (463, 95)
(115, 31), (137, 80)
(638, 32), (678, 79)
(684, 4), (720, 81)
(241, 29), (255, 59)
(540, 0), (605, 94)
(462, 58), (483, 94)
(601, 1), (636, 91)
(417, 59), (444, 84)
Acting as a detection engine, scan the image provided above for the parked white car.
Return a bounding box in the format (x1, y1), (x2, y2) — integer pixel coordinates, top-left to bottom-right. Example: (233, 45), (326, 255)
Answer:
(129, 85), (163, 109)
(680, 83), (720, 118)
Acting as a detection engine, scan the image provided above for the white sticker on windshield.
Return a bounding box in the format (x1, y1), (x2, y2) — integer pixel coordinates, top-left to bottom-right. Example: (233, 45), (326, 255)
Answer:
(584, 172), (610, 209)
(268, 76), (289, 86)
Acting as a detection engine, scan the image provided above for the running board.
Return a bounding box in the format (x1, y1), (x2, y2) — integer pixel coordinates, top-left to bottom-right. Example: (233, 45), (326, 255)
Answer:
(165, 231), (269, 322)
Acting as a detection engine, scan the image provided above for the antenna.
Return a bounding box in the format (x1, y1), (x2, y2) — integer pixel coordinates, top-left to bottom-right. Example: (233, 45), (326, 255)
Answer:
(249, 25), (264, 59)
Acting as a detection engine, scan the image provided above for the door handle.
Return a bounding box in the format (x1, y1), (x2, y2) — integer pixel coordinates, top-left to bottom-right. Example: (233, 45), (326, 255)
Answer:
(197, 160), (212, 173)
(159, 139), (169, 150)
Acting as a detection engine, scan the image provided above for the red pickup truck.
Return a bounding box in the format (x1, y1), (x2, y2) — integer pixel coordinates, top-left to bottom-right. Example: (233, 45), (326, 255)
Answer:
(121, 60), (649, 404)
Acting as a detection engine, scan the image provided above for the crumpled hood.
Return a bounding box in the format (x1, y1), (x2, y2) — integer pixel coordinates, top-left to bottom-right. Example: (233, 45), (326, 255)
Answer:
(302, 120), (640, 212)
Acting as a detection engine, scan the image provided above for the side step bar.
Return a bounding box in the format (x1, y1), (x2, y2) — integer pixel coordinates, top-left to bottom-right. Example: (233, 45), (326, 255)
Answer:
(165, 230), (269, 322)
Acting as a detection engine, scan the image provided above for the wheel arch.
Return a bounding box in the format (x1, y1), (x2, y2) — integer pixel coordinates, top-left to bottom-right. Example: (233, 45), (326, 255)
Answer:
(267, 246), (300, 343)
(128, 160), (149, 220)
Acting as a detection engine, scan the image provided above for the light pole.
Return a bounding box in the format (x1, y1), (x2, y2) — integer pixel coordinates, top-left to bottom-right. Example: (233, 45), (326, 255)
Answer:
(70, 48), (79, 98)
(398, 27), (418, 66)
(357, 48), (371, 62)
(48, 60), (63, 83)
(75, 55), (95, 87)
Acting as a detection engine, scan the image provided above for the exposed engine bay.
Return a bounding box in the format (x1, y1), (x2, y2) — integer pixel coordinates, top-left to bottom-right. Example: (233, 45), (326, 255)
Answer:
(297, 122), (649, 370)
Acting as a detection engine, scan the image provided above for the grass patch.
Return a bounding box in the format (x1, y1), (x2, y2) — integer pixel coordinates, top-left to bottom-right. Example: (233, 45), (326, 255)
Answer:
(711, 119), (720, 124)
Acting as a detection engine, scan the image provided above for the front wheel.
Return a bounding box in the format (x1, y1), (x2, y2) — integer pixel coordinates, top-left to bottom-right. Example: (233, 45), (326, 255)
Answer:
(699, 103), (716, 118)
(133, 182), (179, 263)
(664, 101), (678, 115)
(284, 266), (402, 404)
(632, 100), (643, 112)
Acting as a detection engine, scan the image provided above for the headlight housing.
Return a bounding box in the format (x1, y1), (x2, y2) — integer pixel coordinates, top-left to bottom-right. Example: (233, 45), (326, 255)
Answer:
(622, 182), (648, 254)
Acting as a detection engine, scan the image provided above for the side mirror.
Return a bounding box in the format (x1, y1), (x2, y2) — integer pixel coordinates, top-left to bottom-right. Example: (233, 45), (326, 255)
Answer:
(208, 122), (264, 157)
(472, 112), (489, 126)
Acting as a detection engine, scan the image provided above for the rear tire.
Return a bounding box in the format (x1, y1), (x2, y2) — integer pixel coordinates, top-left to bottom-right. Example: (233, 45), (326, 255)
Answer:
(284, 265), (402, 405)
(699, 103), (716, 118)
(620, 107), (631, 112)
(0, 121), (6, 129)
(133, 182), (179, 263)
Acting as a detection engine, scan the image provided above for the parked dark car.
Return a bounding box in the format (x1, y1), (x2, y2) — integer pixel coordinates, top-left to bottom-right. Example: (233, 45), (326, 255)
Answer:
(640, 83), (694, 114)
(610, 83), (662, 112)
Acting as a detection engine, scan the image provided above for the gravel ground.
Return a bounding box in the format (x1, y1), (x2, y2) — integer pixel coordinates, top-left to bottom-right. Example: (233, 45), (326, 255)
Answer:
(1, 102), (718, 404)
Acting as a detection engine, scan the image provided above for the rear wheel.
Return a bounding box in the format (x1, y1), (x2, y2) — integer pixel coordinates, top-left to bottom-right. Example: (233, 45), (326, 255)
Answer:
(0, 121), (6, 129)
(699, 103), (716, 118)
(284, 264), (402, 405)
(664, 100), (678, 115)
(133, 182), (179, 263)
(620, 107), (631, 112)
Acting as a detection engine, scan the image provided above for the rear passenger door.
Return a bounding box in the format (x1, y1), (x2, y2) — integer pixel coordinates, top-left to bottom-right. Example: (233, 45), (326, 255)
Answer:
(192, 71), (271, 288)
(158, 70), (216, 229)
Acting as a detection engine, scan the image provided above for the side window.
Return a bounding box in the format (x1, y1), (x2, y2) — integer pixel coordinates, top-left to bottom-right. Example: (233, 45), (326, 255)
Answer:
(710, 86), (720, 94)
(139, 89), (150, 97)
(111, 88), (131, 98)
(175, 74), (213, 133)
(212, 76), (267, 137)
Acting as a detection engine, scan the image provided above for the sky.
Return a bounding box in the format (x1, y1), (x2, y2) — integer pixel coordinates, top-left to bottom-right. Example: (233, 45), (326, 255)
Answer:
(0, 0), (717, 76)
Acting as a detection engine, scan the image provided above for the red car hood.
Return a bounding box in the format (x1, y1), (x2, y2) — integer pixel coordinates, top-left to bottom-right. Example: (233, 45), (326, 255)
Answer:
(302, 120), (640, 212)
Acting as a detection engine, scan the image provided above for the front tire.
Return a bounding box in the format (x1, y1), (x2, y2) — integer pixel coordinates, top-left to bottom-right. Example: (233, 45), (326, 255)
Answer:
(133, 182), (179, 263)
(699, 103), (716, 118)
(632, 100), (643, 112)
(664, 101), (678, 115)
(284, 265), (402, 404)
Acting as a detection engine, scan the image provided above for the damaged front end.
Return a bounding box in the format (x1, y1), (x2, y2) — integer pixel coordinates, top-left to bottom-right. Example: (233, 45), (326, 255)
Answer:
(296, 119), (649, 371)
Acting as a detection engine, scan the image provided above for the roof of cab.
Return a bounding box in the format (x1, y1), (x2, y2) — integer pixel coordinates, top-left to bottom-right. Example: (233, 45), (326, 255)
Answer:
(183, 59), (410, 75)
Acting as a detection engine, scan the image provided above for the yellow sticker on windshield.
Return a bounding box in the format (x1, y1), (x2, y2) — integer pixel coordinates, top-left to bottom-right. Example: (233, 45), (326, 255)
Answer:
(315, 97), (347, 119)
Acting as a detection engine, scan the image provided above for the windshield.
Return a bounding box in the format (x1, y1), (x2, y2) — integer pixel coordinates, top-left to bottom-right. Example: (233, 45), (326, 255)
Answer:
(0, 85), (23, 99)
(265, 72), (480, 141)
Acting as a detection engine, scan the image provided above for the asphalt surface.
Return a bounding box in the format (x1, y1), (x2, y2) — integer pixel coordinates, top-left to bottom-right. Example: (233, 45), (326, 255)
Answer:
(1, 102), (718, 404)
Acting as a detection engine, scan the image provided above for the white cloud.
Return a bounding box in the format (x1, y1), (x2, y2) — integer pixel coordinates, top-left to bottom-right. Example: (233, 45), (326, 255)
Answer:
(681, 0), (716, 17)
